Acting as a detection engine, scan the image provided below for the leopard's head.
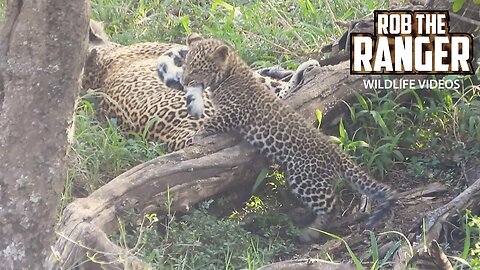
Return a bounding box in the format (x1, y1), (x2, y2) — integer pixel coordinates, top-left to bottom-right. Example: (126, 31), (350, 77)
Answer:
(182, 34), (237, 90)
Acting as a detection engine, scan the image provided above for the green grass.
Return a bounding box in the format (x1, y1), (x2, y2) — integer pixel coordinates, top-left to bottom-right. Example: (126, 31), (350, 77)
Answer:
(0, 0), (5, 22)
(464, 210), (480, 269)
(333, 74), (480, 182)
(109, 207), (300, 270)
(61, 97), (165, 209)
(91, 0), (386, 66)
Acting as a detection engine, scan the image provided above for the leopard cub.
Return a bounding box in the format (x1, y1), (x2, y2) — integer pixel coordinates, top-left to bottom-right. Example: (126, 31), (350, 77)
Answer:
(182, 34), (397, 241)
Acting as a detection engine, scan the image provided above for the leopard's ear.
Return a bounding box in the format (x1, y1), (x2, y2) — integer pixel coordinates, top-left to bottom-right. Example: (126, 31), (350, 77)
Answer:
(85, 48), (98, 67)
(211, 45), (229, 66)
(187, 33), (203, 46)
(89, 19), (109, 44)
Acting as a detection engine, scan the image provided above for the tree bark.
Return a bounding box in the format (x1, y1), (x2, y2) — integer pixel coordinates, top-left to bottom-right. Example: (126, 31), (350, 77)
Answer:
(257, 259), (355, 270)
(0, 0), (88, 268)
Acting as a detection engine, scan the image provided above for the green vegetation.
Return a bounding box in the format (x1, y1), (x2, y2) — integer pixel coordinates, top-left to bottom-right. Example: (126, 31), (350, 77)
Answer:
(110, 206), (300, 269)
(335, 75), (480, 180)
(0, 0), (5, 22)
(1, 0), (479, 268)
(62, 97), (165, 209)
(315, 229), (409, 270)
(465, 210), (480, 268)
(91, 0), (386, 66)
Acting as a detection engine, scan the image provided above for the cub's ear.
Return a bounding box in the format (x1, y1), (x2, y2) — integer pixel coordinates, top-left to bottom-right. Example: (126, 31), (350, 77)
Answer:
(211, 45), (229, 66)
(187, 33), (203, 46)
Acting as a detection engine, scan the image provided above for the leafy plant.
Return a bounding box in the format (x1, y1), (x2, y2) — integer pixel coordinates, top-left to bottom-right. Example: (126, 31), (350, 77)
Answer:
(463, 210), (480, 268)
(112, 207), (299, 269)
(315, 229), (411, 270)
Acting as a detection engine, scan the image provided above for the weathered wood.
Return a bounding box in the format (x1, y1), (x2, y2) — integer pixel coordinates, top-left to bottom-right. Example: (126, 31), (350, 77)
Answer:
(257, 259), (355, 270)
(48, 135), (264, 269)
(391, 178), (480, 269)
(423, 177), (480, 243)
(0, 0), (88, 268)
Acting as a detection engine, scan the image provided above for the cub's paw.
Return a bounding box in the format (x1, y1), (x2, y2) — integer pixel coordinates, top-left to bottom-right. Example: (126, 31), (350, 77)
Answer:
(298, 215), (328, 243)
(185, 86), (206, 118)
(299, 227), (322, 243)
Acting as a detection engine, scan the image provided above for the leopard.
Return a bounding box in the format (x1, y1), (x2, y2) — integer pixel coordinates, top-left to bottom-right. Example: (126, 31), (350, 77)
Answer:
(83, 20), (318, 152)
(181, 33), (398, 241)
(156, 44), (318, 99)
(83, 20), (208, 152)
(156, 45), (319, 117)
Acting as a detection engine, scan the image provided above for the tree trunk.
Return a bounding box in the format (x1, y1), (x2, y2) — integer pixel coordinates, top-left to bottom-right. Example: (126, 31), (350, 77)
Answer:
(0, 0), (88, 268)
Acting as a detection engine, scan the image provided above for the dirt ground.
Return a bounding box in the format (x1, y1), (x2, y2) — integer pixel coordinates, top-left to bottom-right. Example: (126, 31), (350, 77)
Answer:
(291, 157), (480, 267)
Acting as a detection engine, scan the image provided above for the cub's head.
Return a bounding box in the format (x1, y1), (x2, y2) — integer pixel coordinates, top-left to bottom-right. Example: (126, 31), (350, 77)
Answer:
(182, 34), (236, 90)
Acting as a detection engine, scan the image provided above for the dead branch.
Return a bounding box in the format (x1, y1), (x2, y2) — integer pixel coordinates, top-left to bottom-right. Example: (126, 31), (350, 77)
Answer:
(391, 177), (480, 268)
(257, 259), (355, 270)
(423, 177), (480, 242)
(48, 135), (263, 269)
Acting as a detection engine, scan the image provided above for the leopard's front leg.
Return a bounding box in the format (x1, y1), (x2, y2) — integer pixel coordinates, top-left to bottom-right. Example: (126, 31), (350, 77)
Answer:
(194, 102), (240, 141)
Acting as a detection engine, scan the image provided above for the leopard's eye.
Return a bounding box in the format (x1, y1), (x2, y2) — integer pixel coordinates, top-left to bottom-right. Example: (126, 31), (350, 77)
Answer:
(187, 80), (197, 87)
(187, 80), (204, 88)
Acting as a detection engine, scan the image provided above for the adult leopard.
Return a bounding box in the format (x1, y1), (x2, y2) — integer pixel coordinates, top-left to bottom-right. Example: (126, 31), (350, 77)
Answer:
(83, 20), (318, 151)
(181, 34), (398, 241)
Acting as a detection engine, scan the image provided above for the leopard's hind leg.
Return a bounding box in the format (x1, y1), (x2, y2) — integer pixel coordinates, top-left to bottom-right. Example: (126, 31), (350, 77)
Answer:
(286, 171), (338, 242)
(339, 156), (397, 227)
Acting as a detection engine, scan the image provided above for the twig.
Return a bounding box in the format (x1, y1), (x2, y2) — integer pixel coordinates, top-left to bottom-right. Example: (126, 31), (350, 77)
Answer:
(449, 12), (480, 27)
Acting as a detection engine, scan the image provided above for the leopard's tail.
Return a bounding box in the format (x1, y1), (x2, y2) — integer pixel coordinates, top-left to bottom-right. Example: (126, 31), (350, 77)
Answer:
(340, 157), (397, 226)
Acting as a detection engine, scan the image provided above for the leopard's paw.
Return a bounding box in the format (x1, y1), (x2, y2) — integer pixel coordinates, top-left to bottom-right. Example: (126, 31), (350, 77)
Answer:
(185, 86), (206, 118)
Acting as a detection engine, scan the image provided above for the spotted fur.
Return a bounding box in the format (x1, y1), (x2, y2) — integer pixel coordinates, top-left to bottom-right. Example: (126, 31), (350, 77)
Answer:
(181, 34), (397, 241)
(82, 20), (213, 152)
(82, 20), (315, 152)
(156, 46), (319, 118)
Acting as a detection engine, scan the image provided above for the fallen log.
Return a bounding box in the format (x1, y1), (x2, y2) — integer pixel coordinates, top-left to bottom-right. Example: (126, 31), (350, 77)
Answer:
(257, 259), (355, 270)
(48, 135), (263, 269)
(49, 60), (401, 268)
(423, 177), (480, 245)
